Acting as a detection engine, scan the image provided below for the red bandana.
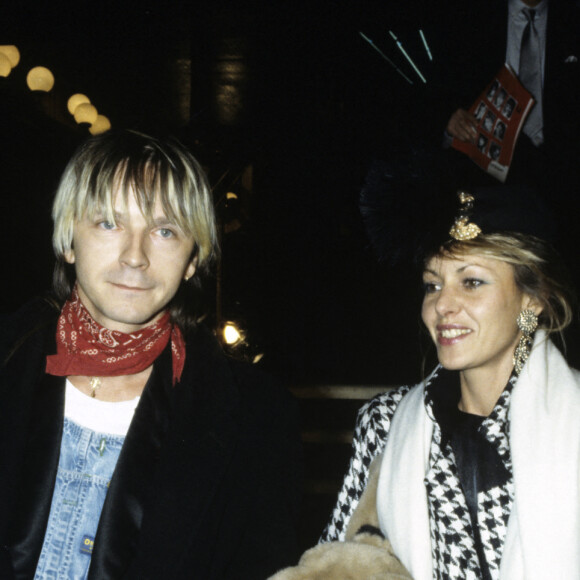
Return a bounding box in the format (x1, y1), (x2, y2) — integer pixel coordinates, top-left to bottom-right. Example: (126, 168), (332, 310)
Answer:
(46, 287), (185, 384)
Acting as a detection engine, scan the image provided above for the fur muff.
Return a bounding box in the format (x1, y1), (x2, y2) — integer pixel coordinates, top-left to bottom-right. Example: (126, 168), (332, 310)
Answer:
(269, 455), (412, 580)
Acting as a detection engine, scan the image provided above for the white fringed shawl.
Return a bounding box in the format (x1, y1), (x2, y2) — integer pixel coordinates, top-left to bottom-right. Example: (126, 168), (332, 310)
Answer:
(376, 331), (580, 579)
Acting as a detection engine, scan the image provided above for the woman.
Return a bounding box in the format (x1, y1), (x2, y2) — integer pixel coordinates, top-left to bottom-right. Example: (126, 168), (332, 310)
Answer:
(318, 188), (580, 579)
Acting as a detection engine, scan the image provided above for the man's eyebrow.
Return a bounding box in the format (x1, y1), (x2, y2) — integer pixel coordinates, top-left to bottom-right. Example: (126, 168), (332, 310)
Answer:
(90, 209), (119, 219)
(151, 216), (178, 227)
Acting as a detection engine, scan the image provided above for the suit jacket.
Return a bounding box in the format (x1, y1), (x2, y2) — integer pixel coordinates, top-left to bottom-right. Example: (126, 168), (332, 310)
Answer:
(423, 0), (580, 156)
(416, 0), (580, 210)
(0, 298), (302, 579)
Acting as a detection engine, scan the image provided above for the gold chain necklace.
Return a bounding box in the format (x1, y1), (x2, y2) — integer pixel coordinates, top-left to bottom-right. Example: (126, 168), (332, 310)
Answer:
(90, 377), (102, 398)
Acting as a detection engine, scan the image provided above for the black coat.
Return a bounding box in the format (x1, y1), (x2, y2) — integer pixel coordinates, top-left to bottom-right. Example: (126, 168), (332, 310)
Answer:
(0, 298), (302, 579)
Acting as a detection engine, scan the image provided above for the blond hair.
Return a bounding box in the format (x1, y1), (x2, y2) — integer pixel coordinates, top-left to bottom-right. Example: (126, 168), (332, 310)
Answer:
(52, 130), (219, 328)
(431, 232), (575, 335)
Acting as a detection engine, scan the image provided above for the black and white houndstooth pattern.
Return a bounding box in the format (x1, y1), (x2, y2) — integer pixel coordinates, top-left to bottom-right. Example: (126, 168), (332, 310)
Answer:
(474, 379), (515, 579)
(321, 370), (516, 580)
(320, 383), (413, 542)
(426, 420), (482, 579)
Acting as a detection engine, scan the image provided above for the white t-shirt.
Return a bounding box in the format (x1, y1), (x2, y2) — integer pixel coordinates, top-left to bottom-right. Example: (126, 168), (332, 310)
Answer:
(64, 379), (140, 436)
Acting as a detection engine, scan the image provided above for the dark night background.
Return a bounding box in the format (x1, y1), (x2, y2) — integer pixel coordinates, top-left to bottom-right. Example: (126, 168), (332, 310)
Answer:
(0, 0), (446, 387)
(2, 0), (579, 547)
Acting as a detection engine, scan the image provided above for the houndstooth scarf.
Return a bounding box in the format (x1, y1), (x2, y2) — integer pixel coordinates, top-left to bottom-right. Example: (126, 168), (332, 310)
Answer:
(377, 332), (580, 579)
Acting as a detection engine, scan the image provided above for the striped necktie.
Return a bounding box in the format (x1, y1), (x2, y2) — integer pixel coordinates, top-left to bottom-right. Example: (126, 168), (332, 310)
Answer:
(519, 7), (544, 145)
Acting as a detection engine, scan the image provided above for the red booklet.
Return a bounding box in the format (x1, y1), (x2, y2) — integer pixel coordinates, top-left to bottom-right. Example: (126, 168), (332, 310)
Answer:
(452, 64), (535, 182)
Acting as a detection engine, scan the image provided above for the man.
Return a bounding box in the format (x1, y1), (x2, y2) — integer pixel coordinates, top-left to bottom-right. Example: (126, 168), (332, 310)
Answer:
(0, 130), (302, 579)
(435, 0), (579, 191)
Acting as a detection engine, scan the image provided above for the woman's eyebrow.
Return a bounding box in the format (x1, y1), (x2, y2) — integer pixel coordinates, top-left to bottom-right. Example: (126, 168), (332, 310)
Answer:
(456, 263), (492, 274)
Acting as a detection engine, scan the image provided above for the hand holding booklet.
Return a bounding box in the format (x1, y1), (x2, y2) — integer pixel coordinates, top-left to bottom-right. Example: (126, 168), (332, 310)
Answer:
(452, 64), (534, 182)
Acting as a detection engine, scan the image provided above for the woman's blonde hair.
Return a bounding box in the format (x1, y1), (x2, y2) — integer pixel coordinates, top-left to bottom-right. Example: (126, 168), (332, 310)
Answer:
(430, 232), (575, 336)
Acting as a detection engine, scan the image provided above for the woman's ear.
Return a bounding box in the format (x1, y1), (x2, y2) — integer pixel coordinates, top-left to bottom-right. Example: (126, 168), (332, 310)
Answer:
(522, 294), (544, 317)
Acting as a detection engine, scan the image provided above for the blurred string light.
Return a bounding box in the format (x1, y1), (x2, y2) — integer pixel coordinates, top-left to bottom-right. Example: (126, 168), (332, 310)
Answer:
(220, 321), (264, 364)
(67, 93), (90, 114)
(73, 102), (98, 124)
(26, 66), (55, 92)
(0, 46), (112, 133)
(0, 45), (20, 68)
(89, 114), (111, 135)
(223, 321), (243, 346)
(0, 45), (20, 77)
(67, 94), (112, 134)
(0, 53), (11, 77)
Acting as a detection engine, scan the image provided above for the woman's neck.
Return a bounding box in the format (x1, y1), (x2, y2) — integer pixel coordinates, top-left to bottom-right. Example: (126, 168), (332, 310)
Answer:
(458, 360), (514, 416)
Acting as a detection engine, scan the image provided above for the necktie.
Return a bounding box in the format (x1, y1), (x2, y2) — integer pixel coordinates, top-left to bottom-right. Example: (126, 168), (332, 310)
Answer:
(519, 8), (544, 145)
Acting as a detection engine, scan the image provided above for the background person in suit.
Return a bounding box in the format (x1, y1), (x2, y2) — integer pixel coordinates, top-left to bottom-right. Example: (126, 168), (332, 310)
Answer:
(434, 0), (579, 193)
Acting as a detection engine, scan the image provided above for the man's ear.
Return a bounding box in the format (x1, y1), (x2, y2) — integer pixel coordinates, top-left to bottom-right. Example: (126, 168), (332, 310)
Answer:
(64, 248), (75, 264)
(184, 256), (197, 281)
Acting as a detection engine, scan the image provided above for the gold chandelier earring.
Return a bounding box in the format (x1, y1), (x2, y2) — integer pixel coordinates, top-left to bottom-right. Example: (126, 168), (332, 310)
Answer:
(514, 309), (539, 375)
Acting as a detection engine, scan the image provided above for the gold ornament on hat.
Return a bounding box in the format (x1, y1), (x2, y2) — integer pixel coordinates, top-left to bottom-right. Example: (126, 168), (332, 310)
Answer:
(449, 191), (482, 241)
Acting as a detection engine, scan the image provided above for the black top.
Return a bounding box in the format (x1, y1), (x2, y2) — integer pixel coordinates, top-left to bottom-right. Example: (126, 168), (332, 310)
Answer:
(429, 371), (510, 580)
(0, 297), (303, 580)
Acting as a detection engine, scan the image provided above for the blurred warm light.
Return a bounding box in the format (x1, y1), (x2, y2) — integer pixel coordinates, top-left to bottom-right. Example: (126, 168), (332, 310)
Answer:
(89, 115), (112, 135)
(74, 102), (98, 124)
(27, 66), (55, 92)
(253, 353), (264, 364)
(223, 322), (242, 345)
(226, 192), (238, 200)
(0, 45), (20, 68)
(0, 53), (11, 77)
(67, 93), (90, 115)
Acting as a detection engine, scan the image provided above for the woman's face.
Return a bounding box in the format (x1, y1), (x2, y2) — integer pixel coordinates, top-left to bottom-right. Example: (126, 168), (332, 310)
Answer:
(421, 252), (532, 376)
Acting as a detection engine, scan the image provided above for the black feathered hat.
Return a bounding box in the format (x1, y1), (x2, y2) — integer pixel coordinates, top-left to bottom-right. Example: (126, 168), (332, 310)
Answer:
(359, 148), (558, 268)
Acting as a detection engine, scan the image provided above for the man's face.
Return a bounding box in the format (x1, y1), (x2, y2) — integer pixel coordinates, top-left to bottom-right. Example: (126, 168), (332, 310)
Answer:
(65, 186), (196, 333)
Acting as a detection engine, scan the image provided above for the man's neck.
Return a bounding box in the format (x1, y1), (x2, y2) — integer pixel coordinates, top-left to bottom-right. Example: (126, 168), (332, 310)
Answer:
(67, 366), (153, 401)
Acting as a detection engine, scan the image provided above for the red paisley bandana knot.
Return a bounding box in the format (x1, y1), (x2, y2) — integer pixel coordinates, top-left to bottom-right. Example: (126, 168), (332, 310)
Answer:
(46, 287), (185, 384)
